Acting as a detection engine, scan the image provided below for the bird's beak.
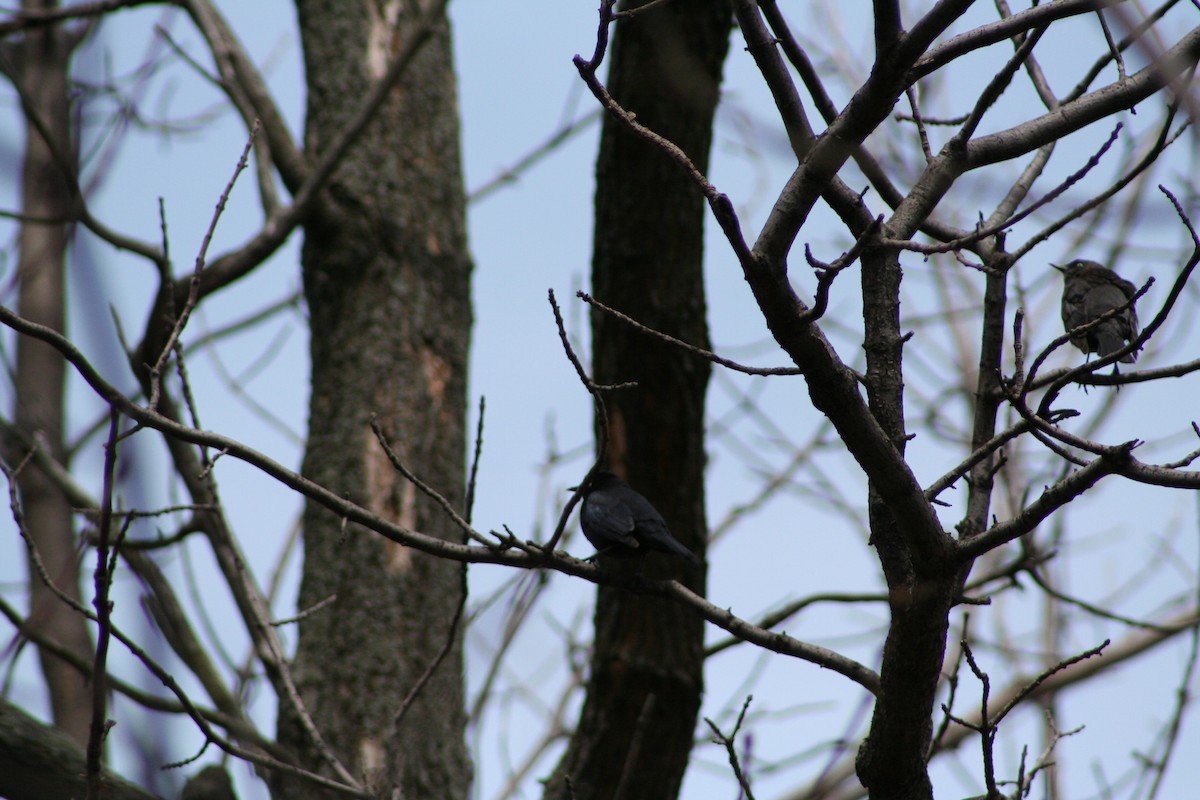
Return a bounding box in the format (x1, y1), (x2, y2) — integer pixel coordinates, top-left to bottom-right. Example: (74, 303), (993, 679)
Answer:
(1051, 263), (1065, 273)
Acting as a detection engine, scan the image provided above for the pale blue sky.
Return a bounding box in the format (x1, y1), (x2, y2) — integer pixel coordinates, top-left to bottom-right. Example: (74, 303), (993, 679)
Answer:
(1, 3), (1198, 799)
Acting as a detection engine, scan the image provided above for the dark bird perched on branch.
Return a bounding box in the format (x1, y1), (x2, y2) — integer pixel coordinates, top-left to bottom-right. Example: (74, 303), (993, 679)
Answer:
(576, 471), (701, 566)
(1053, 259), (1140, 364)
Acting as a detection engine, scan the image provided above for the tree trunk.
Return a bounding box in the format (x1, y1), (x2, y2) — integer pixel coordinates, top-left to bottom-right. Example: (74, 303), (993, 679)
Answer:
(0, 698), (157, 800)
(543, 4), (730, 799)
(276, 3), (472, 797)
(10, 0), (92, 748)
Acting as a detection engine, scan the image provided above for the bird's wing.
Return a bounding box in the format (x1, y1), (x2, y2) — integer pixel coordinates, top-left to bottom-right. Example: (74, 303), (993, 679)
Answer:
(1061, 284), (1089, 331)
(622, 495), (700, 564)
(635, 515), (700, 564)
(1085, 283), (1137, 360)
(581, 494), (639, 548)
(1086, 284), (1136, 337)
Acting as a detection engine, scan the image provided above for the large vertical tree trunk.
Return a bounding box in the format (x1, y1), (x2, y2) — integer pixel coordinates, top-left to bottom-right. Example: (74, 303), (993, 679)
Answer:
(276, 3), (472, 797)
(544, 4), (730, 799)
(10, 1), (91, 748)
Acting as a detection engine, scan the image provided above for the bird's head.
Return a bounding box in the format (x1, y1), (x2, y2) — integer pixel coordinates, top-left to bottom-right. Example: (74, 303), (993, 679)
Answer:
(569, 470), (624, 493)
(1051, 259), (1106, 275)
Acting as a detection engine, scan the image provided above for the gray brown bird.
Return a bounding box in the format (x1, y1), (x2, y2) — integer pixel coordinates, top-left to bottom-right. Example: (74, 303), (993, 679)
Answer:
(577, 471), (701, 565)
(1052, 259), (1139, 363)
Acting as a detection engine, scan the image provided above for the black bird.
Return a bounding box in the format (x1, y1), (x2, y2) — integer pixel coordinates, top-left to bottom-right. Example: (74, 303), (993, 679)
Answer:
(1053, 259), (1139, 363)
(577, 471), (701, 565)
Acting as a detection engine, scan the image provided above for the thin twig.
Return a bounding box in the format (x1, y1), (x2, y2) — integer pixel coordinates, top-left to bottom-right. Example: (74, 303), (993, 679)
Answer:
(543, 288), (625, 554)
(577, 291), (800, 376)
(880, 124), (1123, 257)
(369, 416), (494, 547)
(705, 695), (756, 800)
(85, 412), (121, 800)
(468, 112), (601, 204)
(3, 455), (368, 796)
(272, 594), (337, 627)
(465, 396), (485, 524)
(393, 541), (469, 732)
(0, 298), (884, 694)
(148, 122), (258, 409)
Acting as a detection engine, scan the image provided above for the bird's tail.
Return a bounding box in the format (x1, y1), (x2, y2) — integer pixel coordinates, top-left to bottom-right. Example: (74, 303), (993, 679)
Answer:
(1096, 329), (1135, 363)
(664, 537), (702, 566)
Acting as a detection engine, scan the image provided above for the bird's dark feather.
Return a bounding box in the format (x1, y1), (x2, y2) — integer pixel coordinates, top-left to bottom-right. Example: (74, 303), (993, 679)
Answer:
(1055, 259), (1139, 364)
(578, 471), (700, 565)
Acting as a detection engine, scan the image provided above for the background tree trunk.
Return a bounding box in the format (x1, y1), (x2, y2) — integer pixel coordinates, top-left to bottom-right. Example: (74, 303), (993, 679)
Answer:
(8, 0), (91, 748)
(543, 4), (731, 798)
(275, 3), (473, 797)
(0, 698), (158, 800)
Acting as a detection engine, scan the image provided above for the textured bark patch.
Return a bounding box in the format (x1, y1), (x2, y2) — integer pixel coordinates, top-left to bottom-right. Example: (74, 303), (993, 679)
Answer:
(384, 481), (417, 573)
(421, 345), (451, 411)
(359, 735), (385, 791)
(606, 407), (627, 468)
(366, 0), (402, 78)
(364, 427), (397, 517)
(364, 426), (415, 573)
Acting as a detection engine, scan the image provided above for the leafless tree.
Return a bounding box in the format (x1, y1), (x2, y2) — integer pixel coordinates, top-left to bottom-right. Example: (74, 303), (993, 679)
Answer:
(1, 2), (1198, 800)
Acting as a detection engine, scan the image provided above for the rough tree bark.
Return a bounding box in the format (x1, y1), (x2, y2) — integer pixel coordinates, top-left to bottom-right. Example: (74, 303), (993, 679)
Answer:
(543, 3), (731, 799)
(275, 2), (473, 797)
(0, 698), (158, 800)
(8, 0), (92, 748)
